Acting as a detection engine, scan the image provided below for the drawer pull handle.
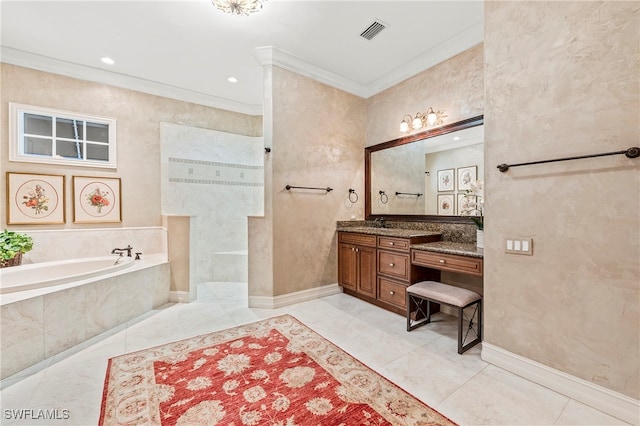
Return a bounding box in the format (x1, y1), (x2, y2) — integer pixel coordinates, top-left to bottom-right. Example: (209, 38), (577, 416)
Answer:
(355, 248), (359, 252)
(389, 291), (395, 295)
(439, 259), (446, 264)
(389, 242), (394, 245)
(389, 263), (395, 267)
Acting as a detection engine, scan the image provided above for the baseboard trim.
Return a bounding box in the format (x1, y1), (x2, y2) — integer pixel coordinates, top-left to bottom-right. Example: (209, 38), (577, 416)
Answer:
(169, 291), (192, 303)
(482, 342), (639, 425)
(248, 283), (342, 309)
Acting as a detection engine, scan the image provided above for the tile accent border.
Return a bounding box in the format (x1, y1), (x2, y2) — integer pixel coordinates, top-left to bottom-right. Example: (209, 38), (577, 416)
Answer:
(482, 343), (640, 424)
(249, 283), (343, 309)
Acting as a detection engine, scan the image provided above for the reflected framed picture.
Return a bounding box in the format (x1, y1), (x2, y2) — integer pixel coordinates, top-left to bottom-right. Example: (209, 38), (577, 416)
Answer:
(457, 165), (477, 191)
(72, 176), (121, 223)
(458, 194), (475, 215)
(7, 172), (66, 225)
(437, 194), (455, 215)
(437, 168), (454, 192)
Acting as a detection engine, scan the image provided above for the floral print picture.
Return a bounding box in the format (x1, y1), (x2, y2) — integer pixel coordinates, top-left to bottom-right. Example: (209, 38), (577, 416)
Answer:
(7, 172), (65, 224)
(73, 176), (121, 223)
(437, 194), (455, 215)
(437, 168), (454, 192)
(457, 165), (477, 191)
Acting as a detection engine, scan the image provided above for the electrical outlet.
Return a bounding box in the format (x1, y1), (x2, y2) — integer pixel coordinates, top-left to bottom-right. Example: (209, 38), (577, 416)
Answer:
(505, 238), (533, 255)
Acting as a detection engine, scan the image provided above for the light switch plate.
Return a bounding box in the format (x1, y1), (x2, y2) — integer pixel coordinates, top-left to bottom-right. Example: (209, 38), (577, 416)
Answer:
(505, 238), (533, 255)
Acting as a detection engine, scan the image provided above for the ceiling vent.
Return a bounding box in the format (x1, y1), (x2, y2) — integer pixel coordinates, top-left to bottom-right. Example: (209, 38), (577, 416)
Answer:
(360, 20), (387, 40)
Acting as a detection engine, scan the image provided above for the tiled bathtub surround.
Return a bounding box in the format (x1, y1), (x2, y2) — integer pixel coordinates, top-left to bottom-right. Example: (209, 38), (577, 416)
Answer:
(0, 256), (169, 379)
(16, 227), (167, 265)
(336, 220), (478, 244)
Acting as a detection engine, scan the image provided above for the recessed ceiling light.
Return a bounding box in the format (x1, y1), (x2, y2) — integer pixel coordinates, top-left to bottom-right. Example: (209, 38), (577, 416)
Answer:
(453, 136), (461, 141)
(101, 57), (115, 65)
(227, 77), (238, 83)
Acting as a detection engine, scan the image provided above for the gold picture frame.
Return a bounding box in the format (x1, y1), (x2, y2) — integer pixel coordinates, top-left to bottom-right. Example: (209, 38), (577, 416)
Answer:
(6, 172), (66, 225)
(72, 176), (121, 223)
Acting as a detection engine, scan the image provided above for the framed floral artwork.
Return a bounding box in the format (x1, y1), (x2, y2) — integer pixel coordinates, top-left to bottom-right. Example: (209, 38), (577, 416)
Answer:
(6, 172), (66, 224)
(437, 194), (455, 215)
(437, 168), (454, 192)
(457, 166), (477, 191)
(72, 176), (121, 223)
(458, 194), (476, 215)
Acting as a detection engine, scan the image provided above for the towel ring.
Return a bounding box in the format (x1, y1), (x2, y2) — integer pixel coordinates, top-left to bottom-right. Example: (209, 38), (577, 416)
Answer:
(348, 189), (358, 203)
(379, 190), (388, 204)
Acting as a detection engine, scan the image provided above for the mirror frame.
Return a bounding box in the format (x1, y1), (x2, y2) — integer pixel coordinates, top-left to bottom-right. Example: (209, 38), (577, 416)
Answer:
(365, 114), (484, 222)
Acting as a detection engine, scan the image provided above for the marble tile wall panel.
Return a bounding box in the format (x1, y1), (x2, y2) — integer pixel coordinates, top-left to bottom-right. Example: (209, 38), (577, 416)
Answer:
(161, 123), (264, 286)
(20, 227), (166, 264)
(43, 286), (86, 358)
(0, 297), (44, 379)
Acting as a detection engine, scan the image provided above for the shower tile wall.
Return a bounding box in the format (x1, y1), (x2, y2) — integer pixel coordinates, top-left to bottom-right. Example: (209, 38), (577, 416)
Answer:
(161, 123), (264, 285)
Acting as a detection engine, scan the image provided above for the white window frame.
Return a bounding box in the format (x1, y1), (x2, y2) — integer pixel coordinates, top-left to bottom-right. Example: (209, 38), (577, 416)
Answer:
(9, 103), (117, 168)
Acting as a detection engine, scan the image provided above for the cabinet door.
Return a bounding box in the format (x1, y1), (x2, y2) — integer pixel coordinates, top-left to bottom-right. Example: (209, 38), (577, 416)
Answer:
(357, 246), (377, 298)
(338, 243), (357, 290)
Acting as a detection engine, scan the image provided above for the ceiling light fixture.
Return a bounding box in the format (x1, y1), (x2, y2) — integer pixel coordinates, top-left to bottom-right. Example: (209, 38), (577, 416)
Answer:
(227, 77), (238, 83)
(399, 107), (446, 133)
(212, 0), (266, 16)
(101, 57), (115, 65)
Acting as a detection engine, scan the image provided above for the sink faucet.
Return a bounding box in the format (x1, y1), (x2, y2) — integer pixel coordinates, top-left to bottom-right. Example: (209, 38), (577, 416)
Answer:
(111, 245), (133, 257)
(374, 217), (386, 228)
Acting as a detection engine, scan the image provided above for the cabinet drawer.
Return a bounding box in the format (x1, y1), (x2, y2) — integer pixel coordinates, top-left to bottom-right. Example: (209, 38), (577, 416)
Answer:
(378, 251), (410, 281)
(338, 232), (376, 247)
(377, 236), (410, 252)
(378, 277), (407, 309)
(411, 250), (483, 277)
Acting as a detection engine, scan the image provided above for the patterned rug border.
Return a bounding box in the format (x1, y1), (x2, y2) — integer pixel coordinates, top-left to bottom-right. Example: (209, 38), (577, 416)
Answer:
(99, 314), (458, 425)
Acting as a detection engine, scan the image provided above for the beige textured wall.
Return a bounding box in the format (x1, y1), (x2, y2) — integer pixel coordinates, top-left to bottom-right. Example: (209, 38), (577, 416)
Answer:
(484, 1), (639, 398)
(1, 64), (261, 229)
(268, 66), (366, 296)
(367, 44), (484, 147)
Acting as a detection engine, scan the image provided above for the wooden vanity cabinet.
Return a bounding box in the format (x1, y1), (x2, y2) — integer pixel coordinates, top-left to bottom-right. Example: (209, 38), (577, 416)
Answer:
(338, 233), (377, 298)
(338, 231), (440, 316)
(376, 236), (439, 315)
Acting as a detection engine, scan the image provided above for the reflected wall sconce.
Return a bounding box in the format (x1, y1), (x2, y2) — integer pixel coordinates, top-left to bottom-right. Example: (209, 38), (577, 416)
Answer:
(399, 107), (447, 133)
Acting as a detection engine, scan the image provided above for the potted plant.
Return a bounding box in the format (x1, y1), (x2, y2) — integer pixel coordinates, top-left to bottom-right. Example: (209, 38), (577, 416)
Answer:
(0, 229), (34, 268)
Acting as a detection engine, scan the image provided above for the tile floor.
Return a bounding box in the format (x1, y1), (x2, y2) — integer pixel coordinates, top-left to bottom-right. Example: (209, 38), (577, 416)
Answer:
(0, 282), (630, 426)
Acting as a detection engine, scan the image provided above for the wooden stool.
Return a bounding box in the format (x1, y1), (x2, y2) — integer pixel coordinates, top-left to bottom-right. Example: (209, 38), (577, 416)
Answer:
(406, 281), (482, 354)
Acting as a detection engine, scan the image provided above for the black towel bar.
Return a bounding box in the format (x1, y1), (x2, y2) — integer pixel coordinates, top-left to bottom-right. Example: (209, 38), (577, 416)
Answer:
(497, 147), (639, 172)
(285, 185), (333, 192)
(395, 192), (423, 197)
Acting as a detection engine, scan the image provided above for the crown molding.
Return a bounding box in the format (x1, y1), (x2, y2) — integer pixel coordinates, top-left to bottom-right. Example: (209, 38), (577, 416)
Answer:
(0, 47), (263, 116)
(253, 46), (370, 98)
(254, 22), (483, 100)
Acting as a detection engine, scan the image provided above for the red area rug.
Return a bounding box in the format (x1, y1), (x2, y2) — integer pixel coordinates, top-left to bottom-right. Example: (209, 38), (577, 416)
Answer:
(99, 315), (456, 425)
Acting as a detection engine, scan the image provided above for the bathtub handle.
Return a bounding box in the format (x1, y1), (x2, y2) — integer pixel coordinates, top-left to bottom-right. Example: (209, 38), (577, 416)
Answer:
(135, 252), (142, 260)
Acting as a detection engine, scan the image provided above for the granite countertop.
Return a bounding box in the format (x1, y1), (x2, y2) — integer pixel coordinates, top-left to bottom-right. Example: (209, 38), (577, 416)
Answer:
(411, 241), (483, 258)
(336, 226), (442, 239)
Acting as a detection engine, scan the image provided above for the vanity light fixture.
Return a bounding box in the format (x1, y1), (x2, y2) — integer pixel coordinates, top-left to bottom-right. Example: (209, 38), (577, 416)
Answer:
(212, 0), (266, 16)
(399, 107), (447, 133)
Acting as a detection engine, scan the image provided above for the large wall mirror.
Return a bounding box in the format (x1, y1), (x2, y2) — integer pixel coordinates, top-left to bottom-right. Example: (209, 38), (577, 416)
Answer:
(365, 115), (483, 222)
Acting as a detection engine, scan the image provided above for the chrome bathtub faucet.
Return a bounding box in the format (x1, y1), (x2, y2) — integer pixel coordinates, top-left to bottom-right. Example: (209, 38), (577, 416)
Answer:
(111, 245), (133, 257)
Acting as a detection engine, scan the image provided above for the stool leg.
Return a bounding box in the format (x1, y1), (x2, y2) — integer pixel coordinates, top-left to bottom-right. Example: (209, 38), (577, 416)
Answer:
(457, 307), (463, 354)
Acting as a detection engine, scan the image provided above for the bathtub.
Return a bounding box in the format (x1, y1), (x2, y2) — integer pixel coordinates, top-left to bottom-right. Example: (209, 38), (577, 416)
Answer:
(0, 254), (170, 380)
(0, 256), (135, 294)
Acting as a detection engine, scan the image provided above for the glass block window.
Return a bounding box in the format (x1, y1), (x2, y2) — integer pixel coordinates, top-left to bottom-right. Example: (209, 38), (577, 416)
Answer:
(9, 103), (117, 168)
